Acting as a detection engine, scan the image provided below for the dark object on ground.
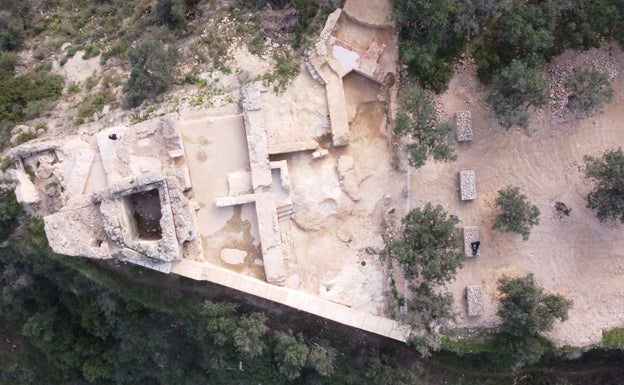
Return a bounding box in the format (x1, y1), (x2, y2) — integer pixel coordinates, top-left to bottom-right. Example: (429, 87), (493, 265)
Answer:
(108, 134), (118, 140)
(555, 201), (571, 216)
(470, 241), (480, 257)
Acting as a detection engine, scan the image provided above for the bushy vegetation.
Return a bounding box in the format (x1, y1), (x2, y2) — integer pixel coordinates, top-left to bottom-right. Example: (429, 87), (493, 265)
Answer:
(584, 147), (624, 223)
(156, 0), (202, 28)
(389, 203), (464, 350)
(565, 68), (614, 114)
(493, 274), (572, 368)
(390, 203), (464, 283)
(241, 0), (343, 49)
(394, 0), (624, 129)
(0, 63), (63, 149)
(0, 199), (426, 384)
(393, 0), (501, 93)
(395, 83), (456, 168)
(493, 186), (540, 240)
(123, 37), (179, 108)
(485, 59), (548, 130)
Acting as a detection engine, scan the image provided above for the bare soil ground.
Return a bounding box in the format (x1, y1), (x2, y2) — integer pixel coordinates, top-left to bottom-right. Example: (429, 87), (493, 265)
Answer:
(413, 44), (624, 346)
(20, 0), (624, 348)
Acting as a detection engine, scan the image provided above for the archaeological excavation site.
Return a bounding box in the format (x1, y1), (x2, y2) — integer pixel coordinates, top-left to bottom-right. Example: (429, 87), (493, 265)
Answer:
(5, 0), (624, 357)
(4, 3), (413, 341)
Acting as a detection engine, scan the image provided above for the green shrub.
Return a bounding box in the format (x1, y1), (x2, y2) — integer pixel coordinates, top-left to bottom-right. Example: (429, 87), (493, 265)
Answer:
(0, 50), (18, 74)
(82, 44), (101, 60)
(486, 59), (547, 129)
(123, 37), (178, 108)
(262, 52), (299, 93)
(565, 68), (614, 114)
(0, 189), (23, 242)
(603, 327), (624, 348)
(394, 83), (456, 168)
(77, 91), (109, 123)
(0, 10), (25, 51)
(16, 130), (38, 144)
(0, 71), (63, 124)
(67, 82), (80, 94)
(584, 147), (624, 223)
(493, 186), (540, 240)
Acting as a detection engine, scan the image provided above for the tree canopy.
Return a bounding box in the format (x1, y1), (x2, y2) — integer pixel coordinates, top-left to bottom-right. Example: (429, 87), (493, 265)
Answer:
(493, 273), (572, 368)
(485, 60), (548, 129)
(584, 147), (624, 222)
(493, 186), (540, 240)
(395, 84), (456, 168)
(497, 274), (572, 337)
(565, 68), (614, 114)
(390, 203), (464, 283)
(123, 37), (178, 108)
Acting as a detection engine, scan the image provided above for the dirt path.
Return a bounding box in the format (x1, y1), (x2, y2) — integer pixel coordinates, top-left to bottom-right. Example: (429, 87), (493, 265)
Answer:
(408, 46), (624, 346)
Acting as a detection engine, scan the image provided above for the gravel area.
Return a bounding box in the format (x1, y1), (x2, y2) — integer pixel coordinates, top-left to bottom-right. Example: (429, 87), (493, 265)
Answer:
(463, 226), (479, 257)
(459, 170), (476, 200)
(455, 111), (472, 141)
(466, 285), (483, 317)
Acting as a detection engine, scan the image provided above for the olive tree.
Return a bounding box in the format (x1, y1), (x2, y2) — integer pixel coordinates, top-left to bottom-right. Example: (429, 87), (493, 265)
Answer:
(566, 68), (614, 114)
(493, 186), (540, 240)
(274, 331), (308, 380)
(584, 147), (624, 222)
(123, 37), (178, 108)
(497, 274), (572, 337)
(493, 273), (572, 368)
(486, 59), (548, 129)
(395, 84), (456, 168)
(389, 203), (464, 283)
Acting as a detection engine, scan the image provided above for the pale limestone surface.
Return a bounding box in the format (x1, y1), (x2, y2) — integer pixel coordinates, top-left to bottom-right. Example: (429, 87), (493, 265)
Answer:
(6, 0), (410, 343)
(336, 155), (360, 202)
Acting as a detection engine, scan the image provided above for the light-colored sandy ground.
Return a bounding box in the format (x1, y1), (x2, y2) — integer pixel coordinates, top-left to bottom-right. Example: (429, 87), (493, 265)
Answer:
(411, 45), (624, 346)
(176, 67), (403, 316)
(23, 0), (623, 347)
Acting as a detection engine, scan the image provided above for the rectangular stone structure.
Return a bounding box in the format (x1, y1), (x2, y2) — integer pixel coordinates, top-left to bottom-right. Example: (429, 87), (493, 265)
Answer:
(459, 170), (476, 200)
(463, 226), (479, 257)
(455, 111), (473, 142)
(466, 285), (483, 316)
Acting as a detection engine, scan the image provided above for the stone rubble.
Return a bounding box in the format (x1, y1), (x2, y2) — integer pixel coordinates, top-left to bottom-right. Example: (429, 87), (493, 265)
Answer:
(455, 111), (473, 142)
(459, 170), (476, 201)
(466, 285), (483, 316)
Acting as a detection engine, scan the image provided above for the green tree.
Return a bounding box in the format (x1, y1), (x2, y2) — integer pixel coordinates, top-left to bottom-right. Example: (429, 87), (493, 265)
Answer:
(473, 1), (559, 82)
(197, 300), (270, 368)
(274, 330), (308, 381)
(232, 312), (269, 358)
(395, 84), (456, 168)
(156, 0), (201, 28)
(389, 203), (464, 282)
(0, 189), (23, 242)
(565, 68), (614, 114)
(123, 37), (178, 108)
(392, 0), (460, 92)
(584, 147), (624, 222)
(493, 274), (572, 368)
(486, 59), (548, 129)
(493, 186), (540, 240)
(0, 10), (25, 51)
(497, 274), (572, 337)
(306, 342), (336, 377)
(356, 349), (423, 385)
